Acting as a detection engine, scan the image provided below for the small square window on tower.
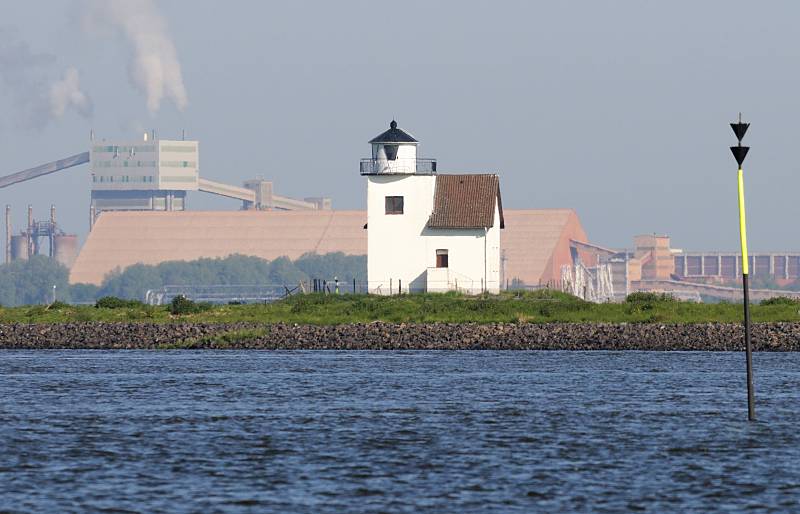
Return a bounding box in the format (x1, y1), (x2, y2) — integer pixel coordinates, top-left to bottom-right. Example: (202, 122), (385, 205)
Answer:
(385, 196), (404, 215)
(436, 249), (449, 268)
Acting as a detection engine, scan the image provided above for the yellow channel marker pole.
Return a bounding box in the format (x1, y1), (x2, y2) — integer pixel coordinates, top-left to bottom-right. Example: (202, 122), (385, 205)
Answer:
(730, 114), (755, 421)
(738, 168), (749, 275)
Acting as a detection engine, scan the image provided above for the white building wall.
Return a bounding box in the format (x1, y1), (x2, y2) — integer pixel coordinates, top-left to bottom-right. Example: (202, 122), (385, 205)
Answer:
(90, 140), (159, 191)
(158, 140), (200, 191)
(367, 174), (435, 293)
(367, 176), (501, 294)
(422, 202), (501, 294)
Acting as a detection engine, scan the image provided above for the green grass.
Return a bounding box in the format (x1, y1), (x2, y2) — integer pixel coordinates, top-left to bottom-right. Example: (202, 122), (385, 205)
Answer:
(1, 290), (799, 324)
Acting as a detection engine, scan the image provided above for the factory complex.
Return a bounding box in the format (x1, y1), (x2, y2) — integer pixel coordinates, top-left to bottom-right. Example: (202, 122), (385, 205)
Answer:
(3, 121), (800, 301)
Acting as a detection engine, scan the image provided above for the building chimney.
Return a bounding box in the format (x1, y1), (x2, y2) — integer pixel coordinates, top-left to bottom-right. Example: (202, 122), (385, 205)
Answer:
(5, 205), (10, 265)
(27, 205), (33, 258)
(49, 205), (56, 258)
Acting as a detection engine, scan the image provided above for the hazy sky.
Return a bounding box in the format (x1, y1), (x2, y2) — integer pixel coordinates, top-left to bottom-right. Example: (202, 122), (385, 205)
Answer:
(0, 0), (798, 251)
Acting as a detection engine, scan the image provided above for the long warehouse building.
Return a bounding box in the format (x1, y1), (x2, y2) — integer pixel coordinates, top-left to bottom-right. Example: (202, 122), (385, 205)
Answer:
(69, 208), (588, 287)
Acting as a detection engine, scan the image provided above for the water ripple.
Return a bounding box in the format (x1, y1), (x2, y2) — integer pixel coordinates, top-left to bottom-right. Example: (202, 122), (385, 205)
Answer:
(0, 350), (799, 512)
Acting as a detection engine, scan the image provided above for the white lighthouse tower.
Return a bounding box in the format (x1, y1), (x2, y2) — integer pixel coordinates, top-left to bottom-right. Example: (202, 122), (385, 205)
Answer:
(364, 121), (437, 293)
(364, 120), (503, 295)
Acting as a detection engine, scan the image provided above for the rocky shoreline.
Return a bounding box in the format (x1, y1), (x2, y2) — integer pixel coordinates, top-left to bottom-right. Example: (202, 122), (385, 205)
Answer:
(1, 322), (800, 350)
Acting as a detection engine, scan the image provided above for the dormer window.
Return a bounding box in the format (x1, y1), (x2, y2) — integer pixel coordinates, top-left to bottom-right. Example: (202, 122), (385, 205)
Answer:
(384, 144), (399, 161)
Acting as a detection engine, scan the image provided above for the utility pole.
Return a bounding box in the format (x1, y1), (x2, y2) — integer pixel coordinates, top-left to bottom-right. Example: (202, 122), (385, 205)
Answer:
(730, 113), (755, 421)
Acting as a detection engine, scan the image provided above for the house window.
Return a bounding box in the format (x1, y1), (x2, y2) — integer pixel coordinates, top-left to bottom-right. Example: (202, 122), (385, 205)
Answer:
(384, 144), (399, 161)
(436, 249), (449, 268)
(385, 196), (404, 215)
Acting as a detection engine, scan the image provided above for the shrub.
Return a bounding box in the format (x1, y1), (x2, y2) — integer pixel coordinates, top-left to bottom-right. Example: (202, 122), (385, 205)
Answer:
(760, 296), (800, 306)
(626, 292), (676, 304)
(47, 301), (71, 311)
(169, 295), (212, 315)
(96, 296), (145, 309)
(625, 292), (677, 313)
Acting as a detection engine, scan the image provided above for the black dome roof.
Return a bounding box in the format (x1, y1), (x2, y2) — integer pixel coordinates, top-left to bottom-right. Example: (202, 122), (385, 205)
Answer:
(368, 120), (418, 144)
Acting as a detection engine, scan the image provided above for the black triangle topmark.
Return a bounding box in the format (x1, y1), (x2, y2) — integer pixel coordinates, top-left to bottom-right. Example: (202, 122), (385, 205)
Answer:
(730, 145), (750, 166)
(731, 122), (749, 142)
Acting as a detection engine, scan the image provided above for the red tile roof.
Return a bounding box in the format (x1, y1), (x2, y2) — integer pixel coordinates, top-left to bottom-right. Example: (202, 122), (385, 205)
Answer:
(427, 174), (504, 229)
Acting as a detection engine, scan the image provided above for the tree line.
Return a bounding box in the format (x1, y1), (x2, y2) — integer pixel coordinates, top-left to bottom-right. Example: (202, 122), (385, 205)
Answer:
(0, 253), (367, 306)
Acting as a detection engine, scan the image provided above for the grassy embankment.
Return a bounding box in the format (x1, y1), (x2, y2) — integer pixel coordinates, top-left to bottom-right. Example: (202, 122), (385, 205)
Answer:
(1, 290), (799, 324)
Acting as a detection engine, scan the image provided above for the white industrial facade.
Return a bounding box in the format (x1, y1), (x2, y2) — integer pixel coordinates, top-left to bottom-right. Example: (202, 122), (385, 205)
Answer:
(87, 134), (330, 223)
(90, 138), (199, 192)
(365, 121), (502, 294)
(89, 136), (199, 215)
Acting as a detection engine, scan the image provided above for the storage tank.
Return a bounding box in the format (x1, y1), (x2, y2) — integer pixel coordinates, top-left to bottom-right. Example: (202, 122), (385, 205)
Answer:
(10, 235), (28, 261)
(53, 235), (79, 268)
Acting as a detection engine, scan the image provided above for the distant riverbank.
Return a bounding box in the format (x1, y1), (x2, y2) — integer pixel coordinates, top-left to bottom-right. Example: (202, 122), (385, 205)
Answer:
(1, 322), (799, 350)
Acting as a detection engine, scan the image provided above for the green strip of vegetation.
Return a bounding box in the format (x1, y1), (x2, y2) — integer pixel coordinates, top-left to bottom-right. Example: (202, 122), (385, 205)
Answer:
(0, 253), (367, 307)
(2, 290), (800, 325)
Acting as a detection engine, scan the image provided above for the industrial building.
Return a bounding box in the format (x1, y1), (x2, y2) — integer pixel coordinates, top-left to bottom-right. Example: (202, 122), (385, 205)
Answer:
(4, 205), (78, 268)
(0, 132), (332, 231)
(674, 252), (800, 283)
(569, 235), (800, 302)
(68, 208), (587, 287)
(87, 133), (332, 226)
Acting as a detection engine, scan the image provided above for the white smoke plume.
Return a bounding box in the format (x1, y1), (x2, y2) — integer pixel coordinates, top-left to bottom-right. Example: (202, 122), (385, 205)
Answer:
(50, 67), (92, 118)
(0, 28), (92, 128)
(84, 0), (188, 114)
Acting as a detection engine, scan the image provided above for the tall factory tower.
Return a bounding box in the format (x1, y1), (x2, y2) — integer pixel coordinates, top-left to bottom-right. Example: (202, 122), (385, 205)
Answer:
(89, 133), (199, 224)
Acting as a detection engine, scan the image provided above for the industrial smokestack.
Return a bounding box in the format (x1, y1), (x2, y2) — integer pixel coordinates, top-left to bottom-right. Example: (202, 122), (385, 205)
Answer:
(89, 204), (96, 231)
(49, 204), (56, 259)
(26, 205), (33, 258)
(5, 205), (10, 265)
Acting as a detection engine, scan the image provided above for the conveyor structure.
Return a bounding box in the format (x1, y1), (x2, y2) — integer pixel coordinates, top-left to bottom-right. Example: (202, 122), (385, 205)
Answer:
(0, 138), (332, 232)
(0, 153), (89, 189)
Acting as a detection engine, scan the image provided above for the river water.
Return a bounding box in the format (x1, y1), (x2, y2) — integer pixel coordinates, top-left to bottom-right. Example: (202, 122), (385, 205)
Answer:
(1, 350), (799, 512)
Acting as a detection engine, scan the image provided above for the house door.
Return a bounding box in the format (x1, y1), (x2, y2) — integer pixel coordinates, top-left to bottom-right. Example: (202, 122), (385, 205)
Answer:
(436, 249), (449, 268)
